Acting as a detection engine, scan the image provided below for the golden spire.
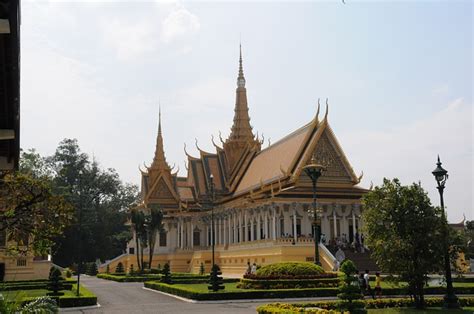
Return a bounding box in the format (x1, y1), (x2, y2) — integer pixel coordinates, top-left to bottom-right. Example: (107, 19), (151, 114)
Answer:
(228, 44), (255, 143)
(151, 105), (170, 171)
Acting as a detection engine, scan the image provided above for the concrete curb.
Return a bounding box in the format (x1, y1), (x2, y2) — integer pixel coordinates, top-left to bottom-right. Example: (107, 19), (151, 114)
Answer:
(142, 288), (474, 305)
(142, 287), (340, 304)
(59, 303), (101, 312)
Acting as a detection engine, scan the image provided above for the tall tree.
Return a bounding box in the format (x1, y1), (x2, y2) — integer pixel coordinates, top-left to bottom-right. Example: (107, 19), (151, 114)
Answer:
(147, 205), (164, 269)
(21, 139), (139, 266)
(362, 178), (447, 309)
(130, 208), (146, 271)
(0, 171), (72, 256)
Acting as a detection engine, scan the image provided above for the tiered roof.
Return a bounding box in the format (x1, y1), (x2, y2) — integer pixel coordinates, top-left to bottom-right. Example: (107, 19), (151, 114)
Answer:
(140, 48), (366, 213)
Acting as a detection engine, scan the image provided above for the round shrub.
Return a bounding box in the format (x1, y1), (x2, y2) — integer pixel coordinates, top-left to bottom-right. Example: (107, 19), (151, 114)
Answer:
(256, 262), (324, 278)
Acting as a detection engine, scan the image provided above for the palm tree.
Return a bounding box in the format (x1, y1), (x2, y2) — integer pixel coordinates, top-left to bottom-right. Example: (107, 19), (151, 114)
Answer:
(130, 208), (146, 271)
(147, 205), (164, 269)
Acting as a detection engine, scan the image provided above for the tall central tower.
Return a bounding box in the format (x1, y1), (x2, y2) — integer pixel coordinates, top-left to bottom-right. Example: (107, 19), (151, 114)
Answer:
(223, 46), (261, 173)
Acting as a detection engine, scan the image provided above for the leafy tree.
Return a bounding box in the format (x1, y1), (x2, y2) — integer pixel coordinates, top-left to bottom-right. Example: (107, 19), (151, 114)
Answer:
(21, 139), (139, 267)
(465, 221), (474, 260)
(146, 205), (164, 270)
(0, 172), (72, 256)
(131, 208), (147, 271)
(337, 259), (366, 313)
(362, 178), (451, 309)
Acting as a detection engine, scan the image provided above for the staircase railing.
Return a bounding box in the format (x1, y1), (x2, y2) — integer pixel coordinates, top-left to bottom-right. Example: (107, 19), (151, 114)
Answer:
(319, 243), (337, 271)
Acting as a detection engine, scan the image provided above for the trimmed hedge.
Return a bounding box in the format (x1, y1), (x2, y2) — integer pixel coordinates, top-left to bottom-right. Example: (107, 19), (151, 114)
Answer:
(256, 297), (474, 313)
(256, 262), (325, 278)
(15, 284), (97, 308)
(96, 273), (215, 283)
(96, 273), (162, 282)
(244, 272), (339, 280)
(144, 281), (474, 301)
(144, 281), (338, 301)
(1, 280), (74, 291)
(238, 277), (340, 289)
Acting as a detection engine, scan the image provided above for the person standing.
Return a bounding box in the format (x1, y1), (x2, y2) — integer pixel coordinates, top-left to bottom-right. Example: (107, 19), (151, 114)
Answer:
(364, 270), (375, 299)
(251, 263), (257, 274)
(375, 272), (382, 298)
(245, 262), (251, 275)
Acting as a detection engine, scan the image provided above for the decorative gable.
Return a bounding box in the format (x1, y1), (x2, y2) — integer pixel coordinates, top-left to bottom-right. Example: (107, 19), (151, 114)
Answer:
(146, 174), (180, 205)
(308, 128), (357, 183)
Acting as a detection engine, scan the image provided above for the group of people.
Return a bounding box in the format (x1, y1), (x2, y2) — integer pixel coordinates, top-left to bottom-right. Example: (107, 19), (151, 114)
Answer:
(245, 262), (258, 275)
(326, 230), (366, 254)
(356, 270), (382, 299)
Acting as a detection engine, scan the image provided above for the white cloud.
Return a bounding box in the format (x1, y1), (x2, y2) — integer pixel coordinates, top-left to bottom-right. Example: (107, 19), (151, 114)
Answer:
(341, 98), (473, 222)
(161, 4), (200, 43)
(101, 18), (158, 61)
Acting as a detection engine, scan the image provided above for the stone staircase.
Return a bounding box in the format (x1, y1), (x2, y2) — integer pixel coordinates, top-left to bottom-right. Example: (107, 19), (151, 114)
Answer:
(342, 249), (379, 272)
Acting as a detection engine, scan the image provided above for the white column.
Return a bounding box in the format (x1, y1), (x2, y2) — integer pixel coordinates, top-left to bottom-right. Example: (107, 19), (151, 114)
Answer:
(180, 219), (184, 249)
(333, 206), (337, 239)
(352, 208), (356, 239)
(233, 213), (237, 244)
(272, 207), (277, 240)
(239, 212), (243, 243)
(228, 216), (231, 245)
(190, 221), (193, 248)
(244, 212), (248, 241)
(257, 214), (261, 240)
(263, 211), (268, 239)
(293, 207), (297, 242)
(250, 213), (254, 241)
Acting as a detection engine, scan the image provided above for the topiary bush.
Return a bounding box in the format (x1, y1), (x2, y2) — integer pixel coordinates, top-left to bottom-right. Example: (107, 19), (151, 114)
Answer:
(337, 259), (366, 314)
(256, 262), (325, 278)
(208, 264), (225, 292)
(161, 263), (172, 284)
(106, 264), (110, 274)
(115, 262), (125, 274)
(47, 267), (64, 296)
(199, 262), (205, 276)
(86, 262), (98, 276)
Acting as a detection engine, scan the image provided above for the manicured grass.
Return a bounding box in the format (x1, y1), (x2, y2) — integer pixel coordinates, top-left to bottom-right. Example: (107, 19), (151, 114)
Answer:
(1, 284), (97, 308)
(171, 282), (241, 292)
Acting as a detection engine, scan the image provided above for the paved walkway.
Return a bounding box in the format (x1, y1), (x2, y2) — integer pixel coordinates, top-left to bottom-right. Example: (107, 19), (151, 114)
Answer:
(61, 276), (266, 314)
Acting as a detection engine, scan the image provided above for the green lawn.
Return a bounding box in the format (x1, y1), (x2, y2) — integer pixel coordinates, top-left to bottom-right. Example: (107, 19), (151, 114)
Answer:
(2, 284), (92, 299)
(368, 308), (474, 313)
(171, 282), (241, 293)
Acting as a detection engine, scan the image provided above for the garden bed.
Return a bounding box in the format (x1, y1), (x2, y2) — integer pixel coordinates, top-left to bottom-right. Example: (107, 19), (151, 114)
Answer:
(1, 279), (76, 291)
(256, 297), (474, 313)
(96, 272), (234, 284)
(1, 284), (97, 308)
(238, 277), (340, 289)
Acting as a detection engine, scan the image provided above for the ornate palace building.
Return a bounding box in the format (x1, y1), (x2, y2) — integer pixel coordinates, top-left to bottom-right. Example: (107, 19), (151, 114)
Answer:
(103, 48), (368, 275)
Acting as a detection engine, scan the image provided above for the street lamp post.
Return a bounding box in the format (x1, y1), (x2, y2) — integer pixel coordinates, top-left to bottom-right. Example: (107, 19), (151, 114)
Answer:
(432, 155), (459, 309)
(209, 174), (215, 269)
(303, 156), (326, 265)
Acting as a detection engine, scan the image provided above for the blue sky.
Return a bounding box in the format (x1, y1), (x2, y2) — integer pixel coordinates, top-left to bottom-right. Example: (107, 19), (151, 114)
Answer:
(20, 0), (472, 222)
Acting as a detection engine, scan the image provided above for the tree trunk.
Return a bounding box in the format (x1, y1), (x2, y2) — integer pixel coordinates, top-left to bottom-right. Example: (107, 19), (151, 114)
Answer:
(148, 231), (156, 270)
(135, 233), (141, 271)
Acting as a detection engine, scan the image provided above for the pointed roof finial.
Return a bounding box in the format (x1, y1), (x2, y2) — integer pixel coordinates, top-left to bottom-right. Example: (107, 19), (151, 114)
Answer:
(151, 104), (170, 171)
(158, 102), (162, 136)
(237, 43), (246, 88)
